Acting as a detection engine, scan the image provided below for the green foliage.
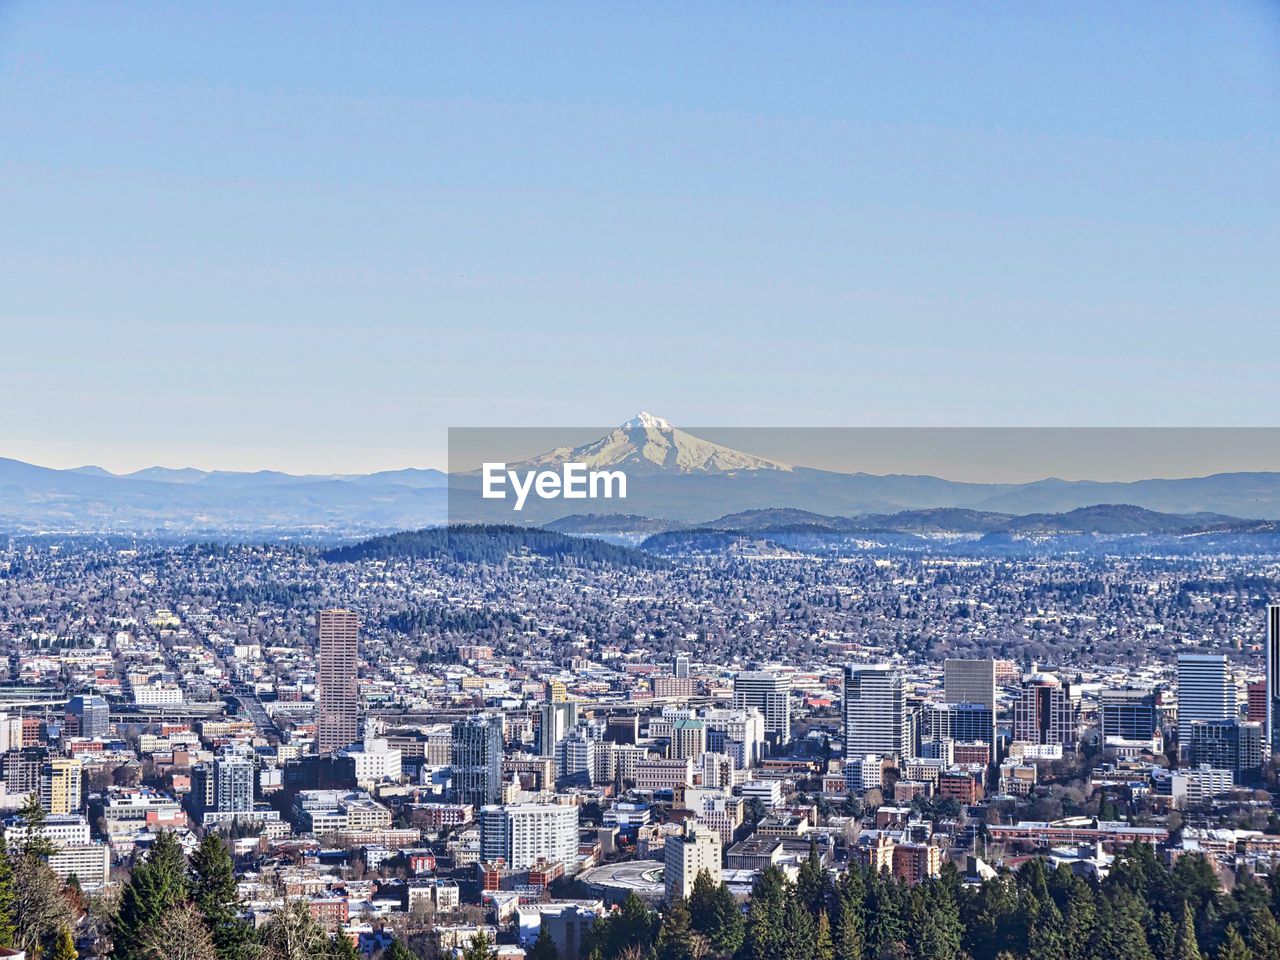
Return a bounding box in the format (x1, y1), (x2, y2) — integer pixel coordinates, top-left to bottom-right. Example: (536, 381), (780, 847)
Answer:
(384, 941), (418, 960)
(656, 898), (697, 960)
(0, 852), (17, 949)
(189, 834), (249, 960)
(459, 931), (496, 960)
(527, 926), (559, 960)
(111, 832), (191, 960)
(51, 924), (78, 960)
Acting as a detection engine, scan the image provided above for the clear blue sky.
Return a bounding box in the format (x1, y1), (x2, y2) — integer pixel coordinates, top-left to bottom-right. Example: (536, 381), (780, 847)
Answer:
(2, 2), (1278, 473)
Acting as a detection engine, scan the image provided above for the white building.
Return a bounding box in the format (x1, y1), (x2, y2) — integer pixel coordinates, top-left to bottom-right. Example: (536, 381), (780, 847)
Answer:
(664, 821), (721, 901)
(479, 802), (579, 872)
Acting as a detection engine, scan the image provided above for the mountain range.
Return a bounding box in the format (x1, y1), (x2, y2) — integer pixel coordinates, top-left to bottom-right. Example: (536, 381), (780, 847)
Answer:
(6, 413), (1280, 537)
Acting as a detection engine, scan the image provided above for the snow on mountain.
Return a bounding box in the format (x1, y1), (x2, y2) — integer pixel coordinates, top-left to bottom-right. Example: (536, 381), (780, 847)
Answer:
(517, 412), (793, 474)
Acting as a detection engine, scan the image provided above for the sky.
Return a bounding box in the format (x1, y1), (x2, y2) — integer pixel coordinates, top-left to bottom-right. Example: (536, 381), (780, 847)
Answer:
(2, 2), (1278, 474)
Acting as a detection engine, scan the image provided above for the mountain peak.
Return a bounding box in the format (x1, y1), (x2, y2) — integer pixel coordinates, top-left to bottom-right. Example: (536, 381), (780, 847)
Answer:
(622, 411), (673, 432)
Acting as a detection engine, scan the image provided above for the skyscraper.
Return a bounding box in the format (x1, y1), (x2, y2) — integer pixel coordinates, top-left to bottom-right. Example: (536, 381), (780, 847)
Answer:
(944, 658), (998, 750)
(451, 714), (504, 807)
(664, 821), (721, 901)
(1099, 688), (1159, 741)
(1012, 673), (1075, 748)
(317, 609), (360, 755)
(1177, 653), (1236, 747)
(843, 664), (909, 762)
(1267, 605), (1280, 754)
(674, 653), (690, 679)
(732, 671), (791, 747)
(64, 695), (110, 739)
(214, 747), (255, 814)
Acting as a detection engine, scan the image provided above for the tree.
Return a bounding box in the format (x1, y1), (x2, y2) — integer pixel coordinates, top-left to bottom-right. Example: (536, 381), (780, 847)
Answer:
(189, 834), (247, 960)
(384, 941), (418, 960)
(813, 910), (834, 960)
(14, 793), (57, 859)
(1173, 902), (1204, 960)
(112, 832), (191, 960)
(12, 854), (75, 958)
(707, 881), (743, 957)
(689, 871), (717, 937)
(51, 924), (79, 960)
(260, 900), (332, 960)
(527, 926), (559, 960)
(139, 902), (218, 960)
(796, 844), (829, 920)
(656, 898), (697, 960)
(460, 932), (495, 960)
(1214, 927), (1252, 960)
(0, 852), (17, 949)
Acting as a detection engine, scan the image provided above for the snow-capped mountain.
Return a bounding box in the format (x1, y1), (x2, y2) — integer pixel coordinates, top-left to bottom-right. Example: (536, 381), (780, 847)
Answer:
(516, 412), (793, 475)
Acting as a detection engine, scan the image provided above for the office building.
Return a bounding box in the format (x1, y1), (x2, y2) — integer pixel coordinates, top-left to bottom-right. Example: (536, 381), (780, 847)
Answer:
(674, 654), (690, 679)
(1189, 718), (1263, 783)
(538, 701), (578, 759)
(664, 820), (721, 901)
(944, 658), (997, 751)
(317, 609), (360, 755)
(671, 717), (706, 761)
(1178, 654), (1236, 747)
(1012, 673), (1075, 749)
(451, 714), (504, 807)
(843, 665), (909, 762)
(732, 671), (791, 747)
(64, 695), (110, 739)
(1267, 605), (1280, 753)
(1100, 688), (1160, 741)
(924, 702), (994, 746)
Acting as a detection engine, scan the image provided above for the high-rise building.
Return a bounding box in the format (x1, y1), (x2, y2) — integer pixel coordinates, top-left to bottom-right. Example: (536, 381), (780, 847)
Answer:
(214, 747), (255, 814)
(1189, 718), (1264, 783)
(316, 609), (360, 755)
(64, 695), (110, 739)
(732, 671), (791, 747)
(844, 665), (909, 762)
(704, 708), (766, 769)
(538, 701), (578, 759)
(924, 702), (993, 746)
(1267, 605), (1280, 754)
(664, 820), (721, 901)
(1178, 654), (1236, 747)
(40, 757), (83, 815)
(451, 714), (504, 807)
(1099, 688), (1159, 741)
(1012, 673), (1075, 748)
(674, 654), (690, 679)
(944, 658), (997, 750)
(479, 802), (579, 871)
(671, 717), (707, 761)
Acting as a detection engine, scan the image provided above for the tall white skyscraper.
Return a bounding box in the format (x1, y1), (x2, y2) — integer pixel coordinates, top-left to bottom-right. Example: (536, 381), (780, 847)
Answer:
(732, 671), (791, 746)
(1268, 605), (1280, 755)
(664, 821), (721, 901)
(1177, 653), (1236, 746)
(844, 664), (909, 761)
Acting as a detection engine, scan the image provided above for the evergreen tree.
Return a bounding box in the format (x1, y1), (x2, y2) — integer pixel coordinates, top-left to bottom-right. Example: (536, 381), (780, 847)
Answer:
(189, 834), (247, 960)
(688, 871), (718, 937)
(0, 853), (17, 949)
(14, 793), (56, 859)
(1214, 927), (1252, 960)
(864, 869), (906, 960)
(780, 895), (815, 960)
(1243, 908), (1280, 960)
(460, 932), (495, 960)
(328, 933), (361, 960)
(1174, 902), (1204, 960)
(51, 924), (78, 960)
(741, 868), (789, 960)
(112, 833), (191, 960)
(813, 910), (834, 960)
(384, 940), (418, 960)
(527, 926), (559, 960)
(708, 881), (744, 957)
(656, 898), (697, 960)
(796, 843), (830, 920)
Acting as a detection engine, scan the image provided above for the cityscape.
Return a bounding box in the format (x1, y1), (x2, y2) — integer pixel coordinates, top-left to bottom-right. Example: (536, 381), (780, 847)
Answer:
(2, 515), (1280, 960)
(4, 4), (1280, 960)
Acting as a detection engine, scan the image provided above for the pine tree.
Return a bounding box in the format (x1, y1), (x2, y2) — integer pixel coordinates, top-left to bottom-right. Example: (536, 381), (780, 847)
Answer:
(1174, 902), (1204, 960)
(656, 898), (697, 960)
(527, 926), (559, 960)
(0, 852), (17, 949)
(460, 932), (495, 960)
(689, 870), (718, 937)
(329, 933), (361, 960)
(708, 881), (744, 957)
(14, 793), (56, 859)
(742, 868), (789, 960)
(189, 834), (247, 960)
(796, 843), (830, 920)
(112, 833), (191, 960)
(1244, 908), (1280, 960)
(1214, 927), (1252, 960)
(384, 941), (418, 960)
(813, 910), (834, 960)
(780, 895), (816, 960)
(52, 924), (78, 960)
